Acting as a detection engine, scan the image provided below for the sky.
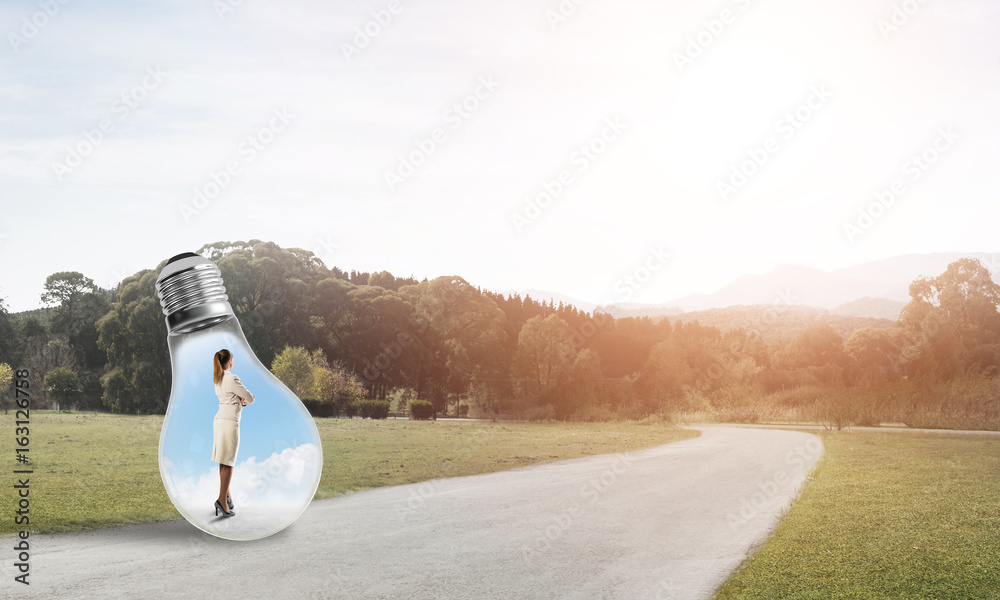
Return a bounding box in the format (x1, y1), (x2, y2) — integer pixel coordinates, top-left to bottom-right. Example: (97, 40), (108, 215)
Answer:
(0, 0), (997, 313)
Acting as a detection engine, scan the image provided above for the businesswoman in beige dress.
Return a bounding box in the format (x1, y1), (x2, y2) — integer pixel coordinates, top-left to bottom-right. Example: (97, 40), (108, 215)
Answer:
(212, 348), (254, 518)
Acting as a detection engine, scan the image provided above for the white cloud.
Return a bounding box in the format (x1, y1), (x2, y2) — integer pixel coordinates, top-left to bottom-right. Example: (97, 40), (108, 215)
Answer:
(162, 443), (322, 512)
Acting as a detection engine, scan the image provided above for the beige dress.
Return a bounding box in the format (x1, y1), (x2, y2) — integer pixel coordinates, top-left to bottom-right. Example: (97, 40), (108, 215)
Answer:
(211, 371), (255, 466)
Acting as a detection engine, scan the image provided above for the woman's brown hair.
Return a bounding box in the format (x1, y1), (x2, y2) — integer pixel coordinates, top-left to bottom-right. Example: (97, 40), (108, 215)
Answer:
(213, 349), (232, 386)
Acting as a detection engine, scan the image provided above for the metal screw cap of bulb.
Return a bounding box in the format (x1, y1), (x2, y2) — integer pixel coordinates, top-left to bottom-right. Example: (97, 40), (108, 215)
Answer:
(155, 252), (235, 333)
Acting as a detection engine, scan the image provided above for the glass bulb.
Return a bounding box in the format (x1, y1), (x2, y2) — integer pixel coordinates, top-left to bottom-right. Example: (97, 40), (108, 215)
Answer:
(154, 252), (323, 541)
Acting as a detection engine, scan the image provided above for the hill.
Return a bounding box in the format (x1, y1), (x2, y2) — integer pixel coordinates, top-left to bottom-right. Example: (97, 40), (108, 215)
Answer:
(831, 297), (906, 321)
(663, 304), (895, 342)
(657, 252), (1000, 313)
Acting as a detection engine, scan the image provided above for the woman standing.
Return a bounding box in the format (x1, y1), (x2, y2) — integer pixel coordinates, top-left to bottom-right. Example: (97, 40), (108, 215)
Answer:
(211, 348), (255, 517)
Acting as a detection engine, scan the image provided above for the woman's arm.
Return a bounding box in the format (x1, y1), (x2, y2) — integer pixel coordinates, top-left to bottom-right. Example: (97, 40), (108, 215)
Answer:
(231, 374), (255, 405)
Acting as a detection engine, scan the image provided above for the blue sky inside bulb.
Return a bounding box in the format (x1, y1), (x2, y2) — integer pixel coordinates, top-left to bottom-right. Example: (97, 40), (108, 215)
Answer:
(159, 316), (323, 540)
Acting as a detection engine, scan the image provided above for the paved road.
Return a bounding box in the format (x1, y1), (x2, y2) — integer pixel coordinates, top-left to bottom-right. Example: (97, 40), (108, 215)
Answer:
(698, 422), (1000, 436)
(2, 427), (822, 600)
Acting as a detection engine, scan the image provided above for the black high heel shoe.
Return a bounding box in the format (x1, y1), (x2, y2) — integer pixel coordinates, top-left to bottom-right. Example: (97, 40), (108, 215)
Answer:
(227, 494), (234, 510)
(215, 499), (235, 517)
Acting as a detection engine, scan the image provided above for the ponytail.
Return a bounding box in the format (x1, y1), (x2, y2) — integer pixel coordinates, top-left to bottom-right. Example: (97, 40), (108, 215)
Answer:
(213, 349), (232, 385)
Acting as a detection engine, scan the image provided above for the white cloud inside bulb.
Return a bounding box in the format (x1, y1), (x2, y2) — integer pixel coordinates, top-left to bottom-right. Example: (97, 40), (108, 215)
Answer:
(162, 443), (322, 510)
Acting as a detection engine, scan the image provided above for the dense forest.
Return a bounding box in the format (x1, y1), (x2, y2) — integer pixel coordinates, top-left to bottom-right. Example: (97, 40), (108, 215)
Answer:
(1, 240), (998, 430)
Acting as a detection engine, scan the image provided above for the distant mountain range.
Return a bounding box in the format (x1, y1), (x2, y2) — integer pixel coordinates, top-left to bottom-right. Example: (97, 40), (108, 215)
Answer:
(505, 252), (1000, 324)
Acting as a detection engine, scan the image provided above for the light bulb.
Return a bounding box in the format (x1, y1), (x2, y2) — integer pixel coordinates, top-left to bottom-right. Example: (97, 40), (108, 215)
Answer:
(154, 252), (323, 541)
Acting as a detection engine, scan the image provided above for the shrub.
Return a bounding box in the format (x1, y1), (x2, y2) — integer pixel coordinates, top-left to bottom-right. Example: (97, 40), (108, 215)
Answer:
(271, 346), (315, 398)
(458, 404), (469, 418)
(301, 398), (317, 416)
(898, 374), (1000, 430)
(638, 410), (675, 425)
(849, 382), (897, 427)
(708, 382), (764, 409)
(759, 369), (814, 394)
(811, 388), (858, 431)
(410, 400), (435, 420)
(765, 385), (828, 409)
(715, 404), (767, 424)
(568, 404), (619, 422)
(351, 400), (390, 419)
(616, 398), (658, 421)
(301, 398), (336, 418)
(523, 403), (556, 421)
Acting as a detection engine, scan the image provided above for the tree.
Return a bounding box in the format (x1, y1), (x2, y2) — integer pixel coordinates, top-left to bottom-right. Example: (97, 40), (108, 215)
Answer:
(774, 323), (847, 370)
(17, 316), (75, 405)
(562, 348), (603, 418)
(368, 270), (397, 290)
(60, 292), (111, 368)
(900, 258), (1000, 374)
(0, 295), (17, 367)
(900, 258), (1000, 378)
(41, 272), (97, 331)
(845, 327), (908, 382)
(271, 346), (315, 398)
(310, 276), (355, 361)
(636, 339), (692, 413)
(46, 367), (79, 411)
(590, 315), (669, 378)
(337, 284), (417, 401)
(442, 338), (472, 415)
(212, 241), (322, 367)
(399, 276), (507, 413)
(20, 317), (46, 341)
(0, 363), (11, 389)
(0, 363), (12, 413)
(96, 270), (170, 414)
(513, 314), (576, 405)
(466, 365), (506, 419)
(725, 329), (769, 369)
(38, 273), (111, 408)
(313, 354), (366, 412)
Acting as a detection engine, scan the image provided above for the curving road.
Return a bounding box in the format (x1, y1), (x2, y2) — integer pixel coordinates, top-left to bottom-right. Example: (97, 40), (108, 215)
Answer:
(2, 426), (822, 599)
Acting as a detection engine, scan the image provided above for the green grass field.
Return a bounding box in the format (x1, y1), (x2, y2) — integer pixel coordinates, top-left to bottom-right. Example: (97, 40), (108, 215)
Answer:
(714, 430), (1000, 599)
(1, 411), (697, 536)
